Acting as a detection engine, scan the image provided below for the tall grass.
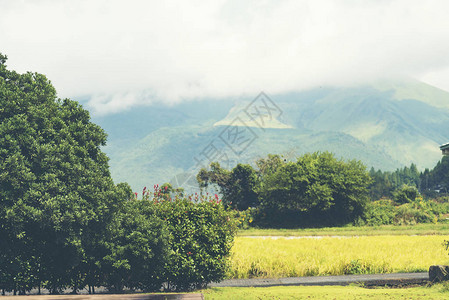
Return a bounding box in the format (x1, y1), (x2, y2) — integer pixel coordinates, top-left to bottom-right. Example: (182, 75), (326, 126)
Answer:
(228, 236), (449, 279)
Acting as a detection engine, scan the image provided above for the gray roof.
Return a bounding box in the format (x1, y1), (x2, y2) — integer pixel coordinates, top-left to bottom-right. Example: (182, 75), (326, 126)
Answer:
(440, 143), (449, 150)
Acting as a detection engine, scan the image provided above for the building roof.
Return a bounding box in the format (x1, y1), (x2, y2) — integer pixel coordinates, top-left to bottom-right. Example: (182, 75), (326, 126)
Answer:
(440, 143), (449, 150)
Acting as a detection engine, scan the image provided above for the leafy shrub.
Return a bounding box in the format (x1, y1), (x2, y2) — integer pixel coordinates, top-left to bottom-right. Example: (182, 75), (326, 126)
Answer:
(393, 185), (419, 204)
(394, 205), (433, 225)
(360, 197), (448, 226)
(102, 198), (170, 293)
(147, 186), (237, 291)
(361, 199), (396, 226)
(426, 198), (449, 218)
(234, 207), (258, 229)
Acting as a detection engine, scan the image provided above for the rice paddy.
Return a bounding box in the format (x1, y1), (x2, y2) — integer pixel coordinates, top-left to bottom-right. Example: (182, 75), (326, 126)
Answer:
(228, 235), (449, 279)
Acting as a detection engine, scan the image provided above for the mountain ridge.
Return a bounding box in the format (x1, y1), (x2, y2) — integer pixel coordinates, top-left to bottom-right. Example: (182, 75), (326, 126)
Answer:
(86, 79), (449, 191)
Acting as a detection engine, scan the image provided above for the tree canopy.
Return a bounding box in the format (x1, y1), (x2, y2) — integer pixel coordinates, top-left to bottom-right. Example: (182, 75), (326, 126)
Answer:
(260, 152), (371, 226)
(0, 54), (237, 294)
(197, 152), (372, 227)
(0, 53), (120, 294)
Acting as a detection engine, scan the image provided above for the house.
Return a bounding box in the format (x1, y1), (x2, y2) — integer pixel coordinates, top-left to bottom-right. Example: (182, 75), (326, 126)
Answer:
(440, 143), (449, 155)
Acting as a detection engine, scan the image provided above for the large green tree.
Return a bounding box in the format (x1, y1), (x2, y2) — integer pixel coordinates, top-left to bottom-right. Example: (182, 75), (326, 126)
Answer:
(260, 152), (372, 226)
(0, 53), (121, 294)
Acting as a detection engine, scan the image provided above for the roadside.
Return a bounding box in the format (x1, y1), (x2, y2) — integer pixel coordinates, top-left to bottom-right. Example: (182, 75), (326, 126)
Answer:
(1, 273), (429, 299)
(209, 272), (429, 288)
(0, 293), (204, 300)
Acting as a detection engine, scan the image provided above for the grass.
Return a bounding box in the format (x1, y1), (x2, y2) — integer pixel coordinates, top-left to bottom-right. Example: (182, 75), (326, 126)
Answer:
(237, 223), (449, 237)
(228, 235), (449, 279)
(201, 283), (449, 299)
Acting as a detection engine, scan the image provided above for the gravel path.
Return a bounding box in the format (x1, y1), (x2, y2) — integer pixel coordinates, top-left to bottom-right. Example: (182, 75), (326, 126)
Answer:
(209, 272), (429, 287)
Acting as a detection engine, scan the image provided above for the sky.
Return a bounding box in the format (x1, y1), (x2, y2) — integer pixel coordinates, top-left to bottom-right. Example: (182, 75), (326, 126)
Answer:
(1, 0), (449, 115)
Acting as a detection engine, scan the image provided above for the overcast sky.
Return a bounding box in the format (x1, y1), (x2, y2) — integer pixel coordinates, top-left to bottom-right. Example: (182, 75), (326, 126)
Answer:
(2, 0), (449, 115)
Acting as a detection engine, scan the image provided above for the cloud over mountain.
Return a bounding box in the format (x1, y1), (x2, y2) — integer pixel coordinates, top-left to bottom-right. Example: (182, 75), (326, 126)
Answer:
(2, 0), (449, 114)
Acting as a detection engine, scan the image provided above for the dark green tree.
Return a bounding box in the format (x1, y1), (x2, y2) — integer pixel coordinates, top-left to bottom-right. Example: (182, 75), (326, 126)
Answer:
(421, 156), (449, 195)
(392, 185), (419, 204)
(197, 162), (259, 210)
(227, 164), (259, 210)
(260, 152), (371, 226)
(368, 163), (421, 201)
(0, 53), (121, 293)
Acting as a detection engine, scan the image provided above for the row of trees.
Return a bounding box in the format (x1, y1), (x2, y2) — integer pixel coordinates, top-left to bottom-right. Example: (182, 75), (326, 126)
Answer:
(369, 157), (449, 200)
(197, 152), (372, 227)
(195, 153), (449, 228)
(0, 54), (236, 295)
(197, 152), (449, 227)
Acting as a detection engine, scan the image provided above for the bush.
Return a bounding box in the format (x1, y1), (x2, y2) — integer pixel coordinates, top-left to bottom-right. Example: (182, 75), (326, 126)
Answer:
(393, 185), (418, 204)
(147, 186), (237, 291)
(234, 207), (258, 229)
(394, 205), (433, 225)
(361, 199), (396, 226)
(360, 197), (447, 226)
(102, 199), (169, 293)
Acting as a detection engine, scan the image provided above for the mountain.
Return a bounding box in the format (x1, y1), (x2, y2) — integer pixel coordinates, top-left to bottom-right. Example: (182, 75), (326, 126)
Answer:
(83, 79), (449, 192)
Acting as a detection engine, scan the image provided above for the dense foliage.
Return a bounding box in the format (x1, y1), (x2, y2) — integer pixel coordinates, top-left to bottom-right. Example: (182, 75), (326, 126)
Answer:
(198, 152), (372, 227)
(364, 157), (449, 227)
(260, 152), (371, 226)
(147, 185), (237, 291)
(358, 197), (449, 226)
(0, 54), (237, 295)
(369, 164), (420, 200)
(369, 156), (449, 200)
(101, 195), (169, 293)
(0, 53), (124, 294)
(198, 153), (449, 228)
(197, 162), (259, 210)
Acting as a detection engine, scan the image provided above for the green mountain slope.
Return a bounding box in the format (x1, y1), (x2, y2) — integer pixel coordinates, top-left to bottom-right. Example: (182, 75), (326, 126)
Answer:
(106, 124), (401, 191)
(275, 86), (449, 168)
(86, 79), (449, 191)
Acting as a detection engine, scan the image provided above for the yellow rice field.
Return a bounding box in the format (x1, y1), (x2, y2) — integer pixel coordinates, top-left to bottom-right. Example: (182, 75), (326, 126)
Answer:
(228, 235), (449, 279)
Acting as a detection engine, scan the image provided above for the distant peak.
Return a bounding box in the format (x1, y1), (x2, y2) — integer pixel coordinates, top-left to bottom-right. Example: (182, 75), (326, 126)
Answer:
(213, 101), (293, 129)
(371, 78), (449, 110)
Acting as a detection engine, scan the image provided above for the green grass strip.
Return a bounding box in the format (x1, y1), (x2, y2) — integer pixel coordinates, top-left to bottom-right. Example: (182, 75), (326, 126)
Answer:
(202, 284), (449, 299)
(238, 223), (449, 237)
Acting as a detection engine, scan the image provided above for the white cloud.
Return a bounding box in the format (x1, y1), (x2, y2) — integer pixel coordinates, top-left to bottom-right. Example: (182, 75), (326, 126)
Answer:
(1, 0), (449, 114)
